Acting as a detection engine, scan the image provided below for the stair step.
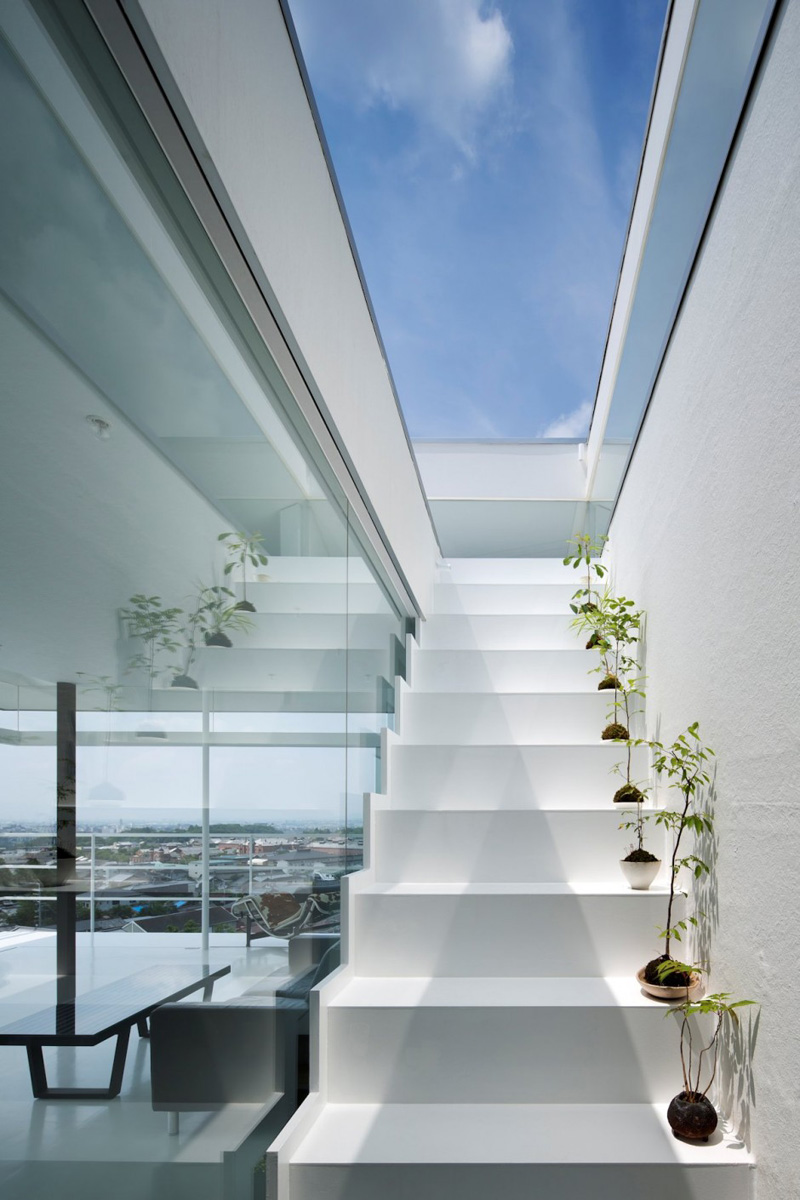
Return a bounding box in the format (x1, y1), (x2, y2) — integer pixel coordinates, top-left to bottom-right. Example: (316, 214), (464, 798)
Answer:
(373, 808), (665, 884)
(412, 649), (597, 692)
(419, 614), (579, 650)
(289, 1104), (750, 1200)
(438, 558), (585, 584)
(400, 692), (632, 745)
(353, 883), (673, 977)
(433, 583), (577, 615)
(388, 744), (649, 809)
(325, 976), (683, 1103)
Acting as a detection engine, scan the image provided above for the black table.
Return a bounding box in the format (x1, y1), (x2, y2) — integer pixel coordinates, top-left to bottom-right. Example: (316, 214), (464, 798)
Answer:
(0, 963), (230, 1099)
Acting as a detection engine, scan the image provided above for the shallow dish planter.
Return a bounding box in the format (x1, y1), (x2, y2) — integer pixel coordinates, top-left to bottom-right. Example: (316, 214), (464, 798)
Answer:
(636, 966), (702, 1002)
(620, 854), (661, 890)
(667, 1092), (718, 1142)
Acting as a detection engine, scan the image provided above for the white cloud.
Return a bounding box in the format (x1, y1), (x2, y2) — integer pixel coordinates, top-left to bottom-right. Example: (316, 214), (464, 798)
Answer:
(538, 399), (592, 439)
(290, 0), (513, 157)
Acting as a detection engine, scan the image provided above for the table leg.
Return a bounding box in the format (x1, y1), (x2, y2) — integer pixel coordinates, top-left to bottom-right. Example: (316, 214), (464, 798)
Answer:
(25, 1027), (131, 1099)
(202, 979), (216, 1000)
(137, 1017), (150, 1038)
(26, 1045), (49, 1099)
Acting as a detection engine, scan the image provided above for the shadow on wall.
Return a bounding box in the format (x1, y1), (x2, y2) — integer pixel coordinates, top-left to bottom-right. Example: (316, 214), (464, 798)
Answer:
(694, 774), (759, 1153)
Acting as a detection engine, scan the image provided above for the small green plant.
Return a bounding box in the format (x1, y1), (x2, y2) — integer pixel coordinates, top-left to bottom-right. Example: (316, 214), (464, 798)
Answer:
(640, 723), (715, 987)
(669, 993), (756, 1102)
(198, 585), (253, 648)
(218, 531), (268, 612)
(564, 533), (608, 645)
(120, 595), (183, 686)
(170, 589), (210, 689)
(593, 596), (644, 740)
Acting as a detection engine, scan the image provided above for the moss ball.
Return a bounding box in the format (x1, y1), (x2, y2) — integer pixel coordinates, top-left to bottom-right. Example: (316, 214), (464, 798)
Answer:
(602, 723), (629, 741)
(644, 954), (692, 988)
(598, 675), (621, 691)
(614, 784), (645, 804)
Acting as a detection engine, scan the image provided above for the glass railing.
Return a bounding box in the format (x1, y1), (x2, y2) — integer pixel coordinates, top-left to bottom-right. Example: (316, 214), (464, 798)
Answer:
(0, 13), (412, 952)
(0, 828), (362, 936)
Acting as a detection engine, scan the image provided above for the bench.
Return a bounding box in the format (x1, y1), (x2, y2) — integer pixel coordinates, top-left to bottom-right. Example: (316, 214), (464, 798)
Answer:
(0, 962), (230, 1099)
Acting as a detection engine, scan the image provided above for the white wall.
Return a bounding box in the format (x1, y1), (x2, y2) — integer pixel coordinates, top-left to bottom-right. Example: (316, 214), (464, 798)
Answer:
(608, 4), (800, 1197)
(125, 0), (438, 613)
(414, 442), (587, 500)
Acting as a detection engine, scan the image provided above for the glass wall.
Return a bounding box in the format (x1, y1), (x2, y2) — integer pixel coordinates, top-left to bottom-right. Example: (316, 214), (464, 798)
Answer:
(0, 11), (409, 944)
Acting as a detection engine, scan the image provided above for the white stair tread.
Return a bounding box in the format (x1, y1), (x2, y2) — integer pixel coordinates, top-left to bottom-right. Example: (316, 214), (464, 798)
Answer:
(291, 1103), (751, 1166)
(359, 882), (668, 896)
(329, 976), (671, 1008)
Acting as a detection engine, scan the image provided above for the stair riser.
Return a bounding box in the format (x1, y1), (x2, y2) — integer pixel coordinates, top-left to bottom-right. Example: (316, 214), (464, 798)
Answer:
(353, 893), (674, 977)
(412, 650), (598, 693)
(419, 615), (579, 650)
(373, 810), (666, 884)
(400, 693), (638, 745)
(388, 745), (650, 809)
(182, 648), (390, 692)
(194, 613), (400, 650)
(290, 1164), (750, 1200)
(439, 560), (586, 585)
(433, 584), (577, 615)
(234, 582), (390, 614)
(326, 1007), (677, 1103)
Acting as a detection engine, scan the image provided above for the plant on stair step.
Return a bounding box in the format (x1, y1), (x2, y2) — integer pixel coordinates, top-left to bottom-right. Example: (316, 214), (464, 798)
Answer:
(218, 530), (268, 613)
(563, 532), (608, 647)
(665, 993), (756, 1142)
(593, 596), (644, 741)
(169, 589), (209, 689)
(615, 764), (661, 890)
(198, 585), (254, 648)
(120, 595), (184, 683)
(638, 724), (715, 996)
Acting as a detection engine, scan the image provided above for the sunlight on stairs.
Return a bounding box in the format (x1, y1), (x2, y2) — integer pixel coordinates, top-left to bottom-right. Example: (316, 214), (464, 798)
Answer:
(268, 559), (753, 1200)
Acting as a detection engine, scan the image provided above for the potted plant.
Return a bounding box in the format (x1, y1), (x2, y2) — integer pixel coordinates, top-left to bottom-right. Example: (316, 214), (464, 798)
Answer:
(637, 723), (715, 998)
(564, 532), (608, 647)
(218, 530), (269, 613)
(616, 773), (661, 889)
(197, 585), (253, 647)
(666, 992), (756, 1141)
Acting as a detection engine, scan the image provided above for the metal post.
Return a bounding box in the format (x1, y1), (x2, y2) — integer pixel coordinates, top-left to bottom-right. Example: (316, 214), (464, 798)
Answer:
(248, 835), (254, 898)
(56, 682), (76, 984)
(201, 692), (210, 955)
(89, 833), (96, 937)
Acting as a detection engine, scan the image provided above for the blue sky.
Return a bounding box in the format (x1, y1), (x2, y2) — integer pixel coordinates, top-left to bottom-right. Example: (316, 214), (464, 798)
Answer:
(288, 0), (667, 439)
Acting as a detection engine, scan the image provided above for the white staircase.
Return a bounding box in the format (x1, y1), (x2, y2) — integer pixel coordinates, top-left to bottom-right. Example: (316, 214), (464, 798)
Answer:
(268, 559), (753, 1200)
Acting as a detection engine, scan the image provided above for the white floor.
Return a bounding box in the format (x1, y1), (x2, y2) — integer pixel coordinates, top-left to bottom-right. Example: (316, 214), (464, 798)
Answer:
(0, 930), (291, 1200)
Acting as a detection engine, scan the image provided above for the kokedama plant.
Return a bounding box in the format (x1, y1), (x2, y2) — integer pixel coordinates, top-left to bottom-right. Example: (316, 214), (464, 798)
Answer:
(593, 596), (644, 742)
(639, 723), (715, 991)
(564, 532), (608, 648)
(170, 591), (209, 689)
(198, 585), (254, 648)
(666, 993), (756, 1141)
(120, 595), (183, 686)
(218, 530), (269, 613)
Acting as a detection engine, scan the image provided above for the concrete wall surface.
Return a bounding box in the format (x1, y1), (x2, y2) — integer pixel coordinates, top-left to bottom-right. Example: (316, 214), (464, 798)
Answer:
(608, 3), (800, 1197)
(127, 0), (438, 613)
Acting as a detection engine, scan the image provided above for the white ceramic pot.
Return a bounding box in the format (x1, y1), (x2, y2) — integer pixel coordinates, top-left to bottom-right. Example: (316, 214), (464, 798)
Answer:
(619, 858), (661, 890)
